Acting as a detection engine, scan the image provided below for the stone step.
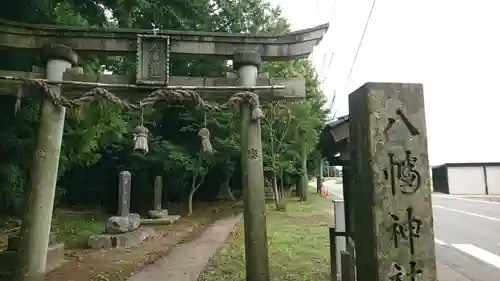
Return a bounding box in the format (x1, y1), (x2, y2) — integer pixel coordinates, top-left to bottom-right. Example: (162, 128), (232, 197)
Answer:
(0, 243), (65, 278)
(140, 215), (180, 226)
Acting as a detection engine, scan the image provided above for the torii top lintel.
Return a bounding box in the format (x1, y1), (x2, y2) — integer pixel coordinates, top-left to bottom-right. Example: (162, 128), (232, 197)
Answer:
(0, 19), (329, 60)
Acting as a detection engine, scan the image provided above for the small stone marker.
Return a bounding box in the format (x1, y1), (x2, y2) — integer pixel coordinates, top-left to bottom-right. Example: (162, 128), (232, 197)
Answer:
(104, 171), (140, 234)
(118, 171), (131, 216)
(349, 83), (437, 281)
(147, 175), (170, 219)
(154, 175), (162, 211)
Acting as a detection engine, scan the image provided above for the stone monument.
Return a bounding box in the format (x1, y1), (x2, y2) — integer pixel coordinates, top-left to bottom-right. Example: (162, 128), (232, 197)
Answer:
(147, 176), (169, 219)
(141, 176), (180, 226)
(348, 83), (437, 281)
(106, 171), (140, 234)
(88, 171), (146, 249)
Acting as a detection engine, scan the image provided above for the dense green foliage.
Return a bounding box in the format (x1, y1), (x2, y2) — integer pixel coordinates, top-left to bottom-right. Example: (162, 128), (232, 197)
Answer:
(0, 0), (328, 216)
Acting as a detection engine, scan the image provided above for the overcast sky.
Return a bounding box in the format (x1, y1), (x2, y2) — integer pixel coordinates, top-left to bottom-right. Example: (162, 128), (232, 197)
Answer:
(269, 0), (500, 166)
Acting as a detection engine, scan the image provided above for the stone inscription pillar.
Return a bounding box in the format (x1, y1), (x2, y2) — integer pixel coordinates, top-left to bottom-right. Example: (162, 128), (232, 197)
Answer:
(18, 44), (77, 281)
(153, 175), (163, 211)
(234, 51), (270, 281)
(118, 171), (132, 216)
(348, 83), (437, 281)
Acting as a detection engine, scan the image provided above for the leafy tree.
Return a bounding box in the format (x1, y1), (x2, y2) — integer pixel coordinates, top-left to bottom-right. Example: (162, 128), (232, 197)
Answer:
(0, 0), (328, 216)
(261, 57), (328, 203)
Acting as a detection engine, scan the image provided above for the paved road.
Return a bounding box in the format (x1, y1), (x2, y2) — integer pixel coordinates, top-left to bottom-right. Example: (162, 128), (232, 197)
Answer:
(323, 180), (500, 281)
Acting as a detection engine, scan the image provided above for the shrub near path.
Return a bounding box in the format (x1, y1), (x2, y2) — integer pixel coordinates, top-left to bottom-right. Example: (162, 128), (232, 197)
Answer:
(199, 192), (333, 281)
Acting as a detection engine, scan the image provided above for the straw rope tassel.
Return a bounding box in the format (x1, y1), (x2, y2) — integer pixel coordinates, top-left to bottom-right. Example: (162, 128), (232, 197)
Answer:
(133, 102), (149, 154)
(199, 111), (214, 154)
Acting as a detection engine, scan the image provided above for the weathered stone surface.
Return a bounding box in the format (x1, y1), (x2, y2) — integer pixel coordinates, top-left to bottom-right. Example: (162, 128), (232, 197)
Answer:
(0, 70), (306, 101)
(236, 52), (270, 281)
(153, 176), (163, 211)
(147, 209), (169, 219)
(0, 243), (65, 278)
(233, 51), (262, 69)
(141, 215), (180, 226)
(0, 19), (328, 60)
(41, 44), (79, 65)
(118, 171), (132, 216)
(87, 228), (156, 249)
(105, 213), (140, 234)
(45, 243), (65, 272)
(136, 35), (170, 83)
(348, 83), (436, 281)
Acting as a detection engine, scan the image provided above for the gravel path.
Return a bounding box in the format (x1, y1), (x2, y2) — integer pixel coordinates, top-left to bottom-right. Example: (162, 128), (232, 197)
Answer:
(127, 214), (242, 281)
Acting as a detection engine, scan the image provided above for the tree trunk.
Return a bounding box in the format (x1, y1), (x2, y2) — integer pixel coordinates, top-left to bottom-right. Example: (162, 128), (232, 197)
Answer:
(279, 169), (284, 198)
(188, 173), (205, 216)
(272, 174), (280, 209)
(317, 157), (324, 194)
(300, 145), (308, 202)
(217, 179), (235, 201)
(188, 188), (195, 216)
(269, 127), (280, 208)
(294, 176), (301, 198)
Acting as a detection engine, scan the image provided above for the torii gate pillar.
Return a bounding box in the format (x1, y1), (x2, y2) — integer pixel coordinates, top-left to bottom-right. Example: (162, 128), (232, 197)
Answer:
(234, 51), (270, 281)
(18, 44), (77, 281)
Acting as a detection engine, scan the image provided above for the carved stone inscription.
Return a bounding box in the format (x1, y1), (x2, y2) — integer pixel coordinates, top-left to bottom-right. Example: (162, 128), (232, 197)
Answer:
(383, 150), (421, 196)
(389, 207), (422, 255)
(388, 261), (423, 281)
(348, 83), (437, 281)
(148, 43), (162, 78)
(136, 35), (170, 84)
(382, 108), (431, 281)
(246, 148), (260, 160)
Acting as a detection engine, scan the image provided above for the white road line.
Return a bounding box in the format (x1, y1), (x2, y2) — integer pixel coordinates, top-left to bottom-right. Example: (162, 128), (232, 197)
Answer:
(433, 195), (500, 205)
(434, 238), (447, 245)
(332, 192), (343, 199)
(452, 244), (500, 269)
(433, 205), (500, 222)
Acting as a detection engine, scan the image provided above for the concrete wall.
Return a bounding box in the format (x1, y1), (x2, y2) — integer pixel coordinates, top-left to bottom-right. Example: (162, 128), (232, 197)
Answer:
(485, 166), (500, 195)
(447, 166), (486, 195)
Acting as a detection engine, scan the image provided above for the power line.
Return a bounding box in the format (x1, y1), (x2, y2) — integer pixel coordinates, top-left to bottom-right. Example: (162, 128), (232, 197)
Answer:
(322, 0), (339, 115)
(327, 90), (336, 112)
(344, 0), (377, 87)
(319, 52), (334, 83)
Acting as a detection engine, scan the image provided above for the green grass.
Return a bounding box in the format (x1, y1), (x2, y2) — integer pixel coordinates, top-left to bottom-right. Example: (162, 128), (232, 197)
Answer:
(0, 209), (106, 250)
(199, 193), (332, 281)
(48, 209), (106, 249)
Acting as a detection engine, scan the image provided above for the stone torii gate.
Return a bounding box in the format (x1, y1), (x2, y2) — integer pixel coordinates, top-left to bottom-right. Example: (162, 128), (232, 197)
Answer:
(0, 19), (328, 281)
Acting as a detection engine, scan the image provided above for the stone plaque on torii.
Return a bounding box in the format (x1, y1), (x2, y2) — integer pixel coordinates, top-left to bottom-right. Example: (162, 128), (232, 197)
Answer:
(0, 19), (328, 281)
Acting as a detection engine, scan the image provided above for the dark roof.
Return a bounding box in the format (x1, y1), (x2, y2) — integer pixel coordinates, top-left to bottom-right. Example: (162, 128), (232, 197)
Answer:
(317, 115), (350, 165)
(325, 115), (349, 128)
(433, 162), (500, 169)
